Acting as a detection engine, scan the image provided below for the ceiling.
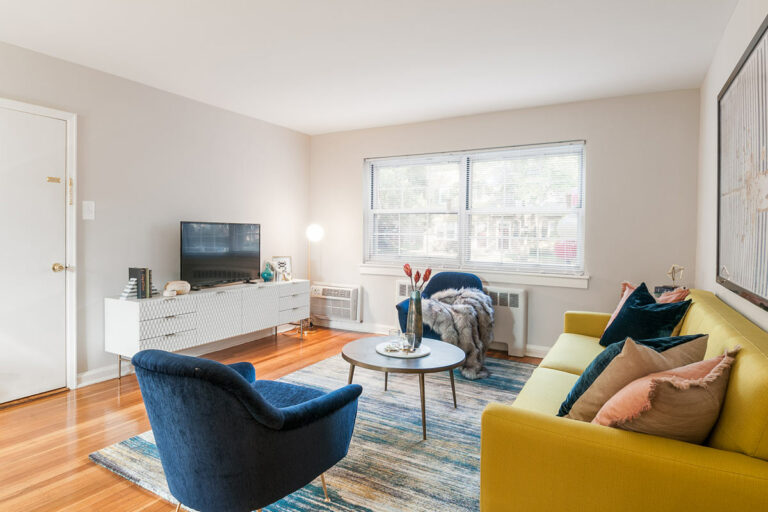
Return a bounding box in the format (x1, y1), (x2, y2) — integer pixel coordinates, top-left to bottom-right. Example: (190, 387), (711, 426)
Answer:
(0, 0), (738, 134)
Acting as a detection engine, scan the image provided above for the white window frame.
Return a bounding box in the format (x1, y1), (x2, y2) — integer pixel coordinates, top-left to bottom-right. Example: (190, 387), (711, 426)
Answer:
(363, 140), (586, 277)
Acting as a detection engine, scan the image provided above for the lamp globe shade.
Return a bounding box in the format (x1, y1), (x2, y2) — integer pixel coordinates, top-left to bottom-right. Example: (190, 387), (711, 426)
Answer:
(306, 224), (325, 242)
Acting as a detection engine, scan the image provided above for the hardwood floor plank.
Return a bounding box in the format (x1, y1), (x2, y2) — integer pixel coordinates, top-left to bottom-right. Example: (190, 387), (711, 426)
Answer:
(0, 328), (539, 511)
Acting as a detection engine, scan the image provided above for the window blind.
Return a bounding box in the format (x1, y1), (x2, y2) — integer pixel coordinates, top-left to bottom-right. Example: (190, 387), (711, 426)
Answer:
(364, 141), (585, 275)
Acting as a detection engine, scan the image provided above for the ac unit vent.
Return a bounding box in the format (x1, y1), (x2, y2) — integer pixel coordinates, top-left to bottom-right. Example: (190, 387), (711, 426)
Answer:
(395, 280), (415, 301)
(322, 287), (351, 299)
(310, 283), (362, 323)
(487, 290), (520, 309)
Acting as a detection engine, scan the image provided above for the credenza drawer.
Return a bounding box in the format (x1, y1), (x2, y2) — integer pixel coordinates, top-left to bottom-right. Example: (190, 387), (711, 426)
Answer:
(278, 280), (310, 297)
(278, 306), (309, 324)
(140, 312), (197, 340)
(139, 329), (198, 351)
(139, 296), (196, 321)
(278, 292), (309, 311)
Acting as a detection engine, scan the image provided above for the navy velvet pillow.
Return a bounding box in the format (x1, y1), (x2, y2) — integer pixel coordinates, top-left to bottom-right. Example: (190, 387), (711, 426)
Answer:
(599, 282), (691, 347)
(557, 334), (705, 417)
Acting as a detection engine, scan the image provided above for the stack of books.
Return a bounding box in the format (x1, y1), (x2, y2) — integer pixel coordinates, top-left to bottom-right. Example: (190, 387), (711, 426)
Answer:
(129, 267), (153, 299)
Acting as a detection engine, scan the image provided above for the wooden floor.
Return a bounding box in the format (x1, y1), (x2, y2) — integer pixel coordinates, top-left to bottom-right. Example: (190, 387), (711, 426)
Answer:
(0, 328), (539, 511)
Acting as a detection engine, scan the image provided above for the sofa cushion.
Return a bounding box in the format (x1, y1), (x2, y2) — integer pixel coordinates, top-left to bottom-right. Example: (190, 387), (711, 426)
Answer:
(599, 283), (691, 347)
(559, 335), (708, 421)
(593, 347), (739, 444)
(679, 290), (768, 460)
(512, 367), (579, 416)
(540, 333), (604, 375)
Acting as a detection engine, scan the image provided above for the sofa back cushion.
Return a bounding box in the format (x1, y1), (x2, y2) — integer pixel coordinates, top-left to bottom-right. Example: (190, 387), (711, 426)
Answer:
(679, 290), (768, 459)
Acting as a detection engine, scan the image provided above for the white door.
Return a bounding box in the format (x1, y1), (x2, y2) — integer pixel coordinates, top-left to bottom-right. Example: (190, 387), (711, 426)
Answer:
(0, 105), (68, 403)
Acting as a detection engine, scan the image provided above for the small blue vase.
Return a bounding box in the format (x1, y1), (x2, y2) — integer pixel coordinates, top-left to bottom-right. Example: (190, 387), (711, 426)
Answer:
(261, 267), (274, 282)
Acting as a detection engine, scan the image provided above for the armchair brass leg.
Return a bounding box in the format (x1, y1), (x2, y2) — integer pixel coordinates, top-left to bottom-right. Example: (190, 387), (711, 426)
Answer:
(320, 472), (331, 503)
(175, 503), (181, 512)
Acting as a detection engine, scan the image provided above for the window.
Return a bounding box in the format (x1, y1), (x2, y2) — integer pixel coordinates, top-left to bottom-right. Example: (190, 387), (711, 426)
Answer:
(364, 141), (585, 275)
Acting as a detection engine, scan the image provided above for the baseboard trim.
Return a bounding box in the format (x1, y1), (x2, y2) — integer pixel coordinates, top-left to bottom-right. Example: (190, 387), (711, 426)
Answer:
(312, 318), (393, 335)
(524, 344), (550, 358)
(77, 325), (298, 388)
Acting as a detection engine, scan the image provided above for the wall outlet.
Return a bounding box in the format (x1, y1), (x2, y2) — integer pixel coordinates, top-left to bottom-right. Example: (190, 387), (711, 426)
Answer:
(82, 201), (95, 220)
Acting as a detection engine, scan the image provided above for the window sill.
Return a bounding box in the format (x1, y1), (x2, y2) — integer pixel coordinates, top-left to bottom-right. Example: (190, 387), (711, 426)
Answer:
(358, 263), (590, 289)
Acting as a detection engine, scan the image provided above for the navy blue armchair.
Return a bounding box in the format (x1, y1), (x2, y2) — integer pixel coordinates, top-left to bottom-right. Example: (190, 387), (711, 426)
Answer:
(132, 349), (362, 512)
(396, 271), (483, 339)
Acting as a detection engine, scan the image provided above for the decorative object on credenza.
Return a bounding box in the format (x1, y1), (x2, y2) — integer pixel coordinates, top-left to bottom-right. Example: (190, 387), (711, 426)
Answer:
(261, 262), (275, 282)
(667, 264), (685, 286)
(120, 278), (138, 300)
(717, 14), (768, 311)
(271, 256), (292, 282)
(403, 264), (432, 350)
(654, 264), (686, 296)
(164, 280), (191, 295)
(128, 267), (153, 299)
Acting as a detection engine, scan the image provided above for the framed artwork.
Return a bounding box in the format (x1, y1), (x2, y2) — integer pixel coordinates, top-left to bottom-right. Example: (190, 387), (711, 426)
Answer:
(717, 14), (768, 311)
(271, 256), (292, 282)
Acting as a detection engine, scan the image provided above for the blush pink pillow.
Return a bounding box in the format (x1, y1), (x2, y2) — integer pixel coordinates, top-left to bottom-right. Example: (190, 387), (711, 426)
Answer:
(605, 282), (636, 329)
(592, 347), (740, 444)
(604, 282), (690, 332)
(658, 287), (691, 303)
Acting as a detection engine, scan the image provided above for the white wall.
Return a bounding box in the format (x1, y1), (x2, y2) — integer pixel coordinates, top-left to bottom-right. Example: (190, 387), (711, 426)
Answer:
(695, 0), (768, 330)
(0, 42), (311, 375)
(309, 90), (700, 352)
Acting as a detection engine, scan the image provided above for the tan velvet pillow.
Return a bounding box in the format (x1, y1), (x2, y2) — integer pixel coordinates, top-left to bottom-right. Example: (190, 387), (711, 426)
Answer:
(592, 347), (740, 444)
(565, 336), (708, 422)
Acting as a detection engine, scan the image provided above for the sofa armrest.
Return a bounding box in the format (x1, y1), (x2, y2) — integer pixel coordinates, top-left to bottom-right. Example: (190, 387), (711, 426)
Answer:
(481, 403), (768, 511)
(562, 311), (611, 338)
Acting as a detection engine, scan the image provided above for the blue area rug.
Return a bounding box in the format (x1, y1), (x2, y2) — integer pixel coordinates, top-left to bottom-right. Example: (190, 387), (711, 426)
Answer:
(89, 354), (534, 511)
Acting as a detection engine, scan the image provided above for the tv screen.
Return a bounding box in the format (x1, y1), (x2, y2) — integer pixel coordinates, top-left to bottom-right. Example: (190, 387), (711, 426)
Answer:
(180, 222), (260, 286)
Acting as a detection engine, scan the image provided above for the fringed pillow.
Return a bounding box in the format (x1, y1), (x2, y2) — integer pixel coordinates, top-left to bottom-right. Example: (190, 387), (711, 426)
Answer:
(593, 347), (740, 444)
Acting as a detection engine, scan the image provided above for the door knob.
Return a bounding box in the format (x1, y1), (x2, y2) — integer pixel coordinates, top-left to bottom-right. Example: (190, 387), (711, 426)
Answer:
(52, 263), (65, 272)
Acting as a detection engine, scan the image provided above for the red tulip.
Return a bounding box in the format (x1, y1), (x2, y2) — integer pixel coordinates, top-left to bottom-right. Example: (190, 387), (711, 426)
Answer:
(423, 268), (432, 283)
(414, 270), (421, 286)
(403, 263), (412, 277)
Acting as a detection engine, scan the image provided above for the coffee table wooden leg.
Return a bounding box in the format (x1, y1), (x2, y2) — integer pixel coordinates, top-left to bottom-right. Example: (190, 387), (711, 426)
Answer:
(348, 364), (355, 385)
(419, 373), (427, 440)
(449, 369), (457, 408)
(384, 371), (388, 391)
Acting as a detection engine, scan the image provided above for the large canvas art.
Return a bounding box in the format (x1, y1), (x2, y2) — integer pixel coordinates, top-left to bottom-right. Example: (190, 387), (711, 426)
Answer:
(718, 15), (768, 311)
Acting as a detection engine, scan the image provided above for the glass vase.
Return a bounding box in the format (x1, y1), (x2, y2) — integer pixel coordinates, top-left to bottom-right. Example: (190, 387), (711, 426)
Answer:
(406, 290), (423, 349)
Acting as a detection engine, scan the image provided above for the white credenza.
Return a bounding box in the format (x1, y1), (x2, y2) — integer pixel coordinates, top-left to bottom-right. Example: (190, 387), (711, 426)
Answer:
(105, 280), (309, 375)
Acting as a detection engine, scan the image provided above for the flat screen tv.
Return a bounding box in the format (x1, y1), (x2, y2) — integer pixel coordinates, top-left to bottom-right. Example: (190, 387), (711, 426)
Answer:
(180, 221), (260, 287)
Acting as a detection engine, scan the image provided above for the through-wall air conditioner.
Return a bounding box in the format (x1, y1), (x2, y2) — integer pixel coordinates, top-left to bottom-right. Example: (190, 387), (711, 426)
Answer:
(310, 283), (362, 323)
(394, 280), (527, 356)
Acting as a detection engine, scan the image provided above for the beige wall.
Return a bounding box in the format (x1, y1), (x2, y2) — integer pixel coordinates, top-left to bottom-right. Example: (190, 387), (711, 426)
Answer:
(0, 42), (311, 376)
(310, 90), (700, 352)
(695, 0), (768, 330)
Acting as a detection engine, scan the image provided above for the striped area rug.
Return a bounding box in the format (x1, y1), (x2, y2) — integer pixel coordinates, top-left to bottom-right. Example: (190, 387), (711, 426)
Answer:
(90, 354), (534, 511)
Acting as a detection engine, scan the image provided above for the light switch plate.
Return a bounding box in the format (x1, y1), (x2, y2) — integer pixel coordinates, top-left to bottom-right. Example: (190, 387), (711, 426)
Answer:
(82, 201), (95, 220)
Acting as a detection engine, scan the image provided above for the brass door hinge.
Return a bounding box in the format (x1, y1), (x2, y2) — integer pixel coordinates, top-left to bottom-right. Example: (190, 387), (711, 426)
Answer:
(68, 178), (73, 205)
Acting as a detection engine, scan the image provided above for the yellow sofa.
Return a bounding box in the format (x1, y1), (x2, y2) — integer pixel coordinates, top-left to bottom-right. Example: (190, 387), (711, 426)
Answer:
(481, 289), (768, 511)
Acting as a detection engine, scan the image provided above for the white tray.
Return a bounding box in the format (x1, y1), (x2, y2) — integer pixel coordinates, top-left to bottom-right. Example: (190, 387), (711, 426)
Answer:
(375, 342), (431, 359)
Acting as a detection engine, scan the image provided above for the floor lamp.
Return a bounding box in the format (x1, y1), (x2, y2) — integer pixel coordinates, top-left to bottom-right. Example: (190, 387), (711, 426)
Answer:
(305, 224), (324, 331)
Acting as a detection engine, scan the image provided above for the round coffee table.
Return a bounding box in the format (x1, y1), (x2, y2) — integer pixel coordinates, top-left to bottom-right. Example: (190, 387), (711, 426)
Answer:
(341, 336), (466, 440)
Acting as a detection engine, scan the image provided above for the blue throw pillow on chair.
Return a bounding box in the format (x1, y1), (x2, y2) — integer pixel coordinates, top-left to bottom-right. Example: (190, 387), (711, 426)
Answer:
(599, 282), (691, 347)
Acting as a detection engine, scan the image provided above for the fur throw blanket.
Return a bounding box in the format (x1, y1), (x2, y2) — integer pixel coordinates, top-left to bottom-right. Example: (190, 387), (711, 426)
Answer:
(422, 288), (494, 379)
